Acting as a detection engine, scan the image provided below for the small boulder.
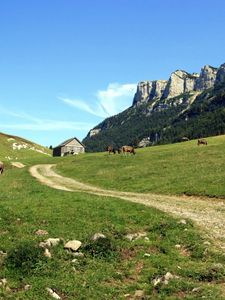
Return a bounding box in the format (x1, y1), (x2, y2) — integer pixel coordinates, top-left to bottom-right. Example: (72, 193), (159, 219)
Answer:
(44, 248), (52, 258)
(91, 233), (106, 241)
(178, 219), (187, 225)
(64, 240), (82, 252)
(144, 253), (151, 257)
(24, 284), (32, 291)
(39, 238), (61, 248)
(72, 252), (84, 258)
(134, 289), (145, 298)
(46, 288), (61, 299)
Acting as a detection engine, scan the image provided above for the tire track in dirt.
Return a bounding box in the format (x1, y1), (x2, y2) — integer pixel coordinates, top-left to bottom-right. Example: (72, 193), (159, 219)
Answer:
(29, 164), (225, 249)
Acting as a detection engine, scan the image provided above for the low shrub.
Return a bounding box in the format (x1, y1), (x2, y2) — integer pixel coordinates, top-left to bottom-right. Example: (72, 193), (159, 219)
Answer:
(6, 241), (45, 275)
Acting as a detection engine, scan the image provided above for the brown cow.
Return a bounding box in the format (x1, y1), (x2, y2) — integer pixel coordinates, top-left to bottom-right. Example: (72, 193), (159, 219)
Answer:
(122, 145), (136, 155)
(0, 161), (4, 174)
(106, 146), (116, 154)
(197, 139), (208, 146)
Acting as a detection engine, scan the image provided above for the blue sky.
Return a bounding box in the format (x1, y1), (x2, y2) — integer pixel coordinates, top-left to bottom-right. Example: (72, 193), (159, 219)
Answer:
(0, 0), (225, 147)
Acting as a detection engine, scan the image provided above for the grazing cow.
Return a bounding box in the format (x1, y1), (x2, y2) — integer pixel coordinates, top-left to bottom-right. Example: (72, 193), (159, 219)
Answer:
(197, 139), (208, 146)
(0, 161), (4, 174)
(122, 145), (136, 155)
(107, 146), (116, 154)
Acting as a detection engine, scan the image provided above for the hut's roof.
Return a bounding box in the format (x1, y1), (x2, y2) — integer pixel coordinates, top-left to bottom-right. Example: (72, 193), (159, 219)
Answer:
(54, 137), (85, 149)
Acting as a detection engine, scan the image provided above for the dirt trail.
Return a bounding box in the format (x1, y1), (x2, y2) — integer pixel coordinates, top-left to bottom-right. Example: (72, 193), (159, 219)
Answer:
(29, 164), (225, 249)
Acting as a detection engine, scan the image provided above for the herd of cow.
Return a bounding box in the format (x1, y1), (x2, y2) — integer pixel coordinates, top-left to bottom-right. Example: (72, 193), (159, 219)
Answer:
(107, 145), (136, 155)
(107, 139), (208, 155)
(0, 139), (208, 175)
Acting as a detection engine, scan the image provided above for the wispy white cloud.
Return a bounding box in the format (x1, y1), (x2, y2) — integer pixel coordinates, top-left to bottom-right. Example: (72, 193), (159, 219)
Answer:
(0, 107), (94, 131)
(59, 98), (106, 118)
(60, 82), (137, 118)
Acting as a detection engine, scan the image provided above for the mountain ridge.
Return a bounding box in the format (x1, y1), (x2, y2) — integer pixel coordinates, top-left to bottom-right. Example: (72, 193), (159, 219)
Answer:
(83, 62), (225, 152)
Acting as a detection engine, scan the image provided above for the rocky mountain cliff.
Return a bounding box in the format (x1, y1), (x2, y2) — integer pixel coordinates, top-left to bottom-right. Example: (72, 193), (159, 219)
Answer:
(133, 65), (218, 107)
(83, 62), (225, 152)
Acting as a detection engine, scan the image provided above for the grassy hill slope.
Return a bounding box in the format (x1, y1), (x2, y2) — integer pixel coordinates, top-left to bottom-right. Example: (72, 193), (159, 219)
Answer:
(0, 152), (225, 299)
(57, 134), (225, 198)
(0, 132), (51, 163)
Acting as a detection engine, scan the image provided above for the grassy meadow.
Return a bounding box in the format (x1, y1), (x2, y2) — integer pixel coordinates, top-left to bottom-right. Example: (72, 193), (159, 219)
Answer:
(57, 135), (225, 198)
(0, 134), (225, 299)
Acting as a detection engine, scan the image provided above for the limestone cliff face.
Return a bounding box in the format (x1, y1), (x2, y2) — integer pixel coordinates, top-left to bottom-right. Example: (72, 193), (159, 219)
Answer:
(163, 70), (197, 99)
(132, 80), (167, 106)
(151, 80), (168, 99)
(133, 63), (221, 107)
(216, 63), (225, 85)
(195, 65), (218, 90)
(132, 81), (153, 105)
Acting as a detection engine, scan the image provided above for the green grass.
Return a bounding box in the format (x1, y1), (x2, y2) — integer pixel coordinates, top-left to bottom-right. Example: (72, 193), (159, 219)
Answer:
(0, 156), (225, 299)
(0, 134), (225, 298)
(57, 135), (225, 198)
(0, 132), (51, 163)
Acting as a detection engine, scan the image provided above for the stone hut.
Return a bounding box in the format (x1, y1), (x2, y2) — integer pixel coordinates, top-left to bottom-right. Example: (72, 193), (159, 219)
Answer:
(53, 137), (85, 157)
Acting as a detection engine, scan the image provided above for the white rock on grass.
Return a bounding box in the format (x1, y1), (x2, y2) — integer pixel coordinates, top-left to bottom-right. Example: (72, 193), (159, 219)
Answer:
(46, 288), (61, 299)
(125, 232), (147, 241)
(0, 278), (7, 287)
(44, 248), (52, 258)
(64, 240), (82, 252)
(39, 238), (61, 248)
(152, 272), (179, 286)
(91, 233), (106, 241)
(72, 252), (84, 258)
(178, 219), (187, 225)
(144, 253), (151, 257)
(24, 284), (32, 291)
(134, 290), (145, 298)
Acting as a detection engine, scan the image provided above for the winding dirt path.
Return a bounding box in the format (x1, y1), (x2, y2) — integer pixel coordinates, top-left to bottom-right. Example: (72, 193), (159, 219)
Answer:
(29, 164), (225, 249)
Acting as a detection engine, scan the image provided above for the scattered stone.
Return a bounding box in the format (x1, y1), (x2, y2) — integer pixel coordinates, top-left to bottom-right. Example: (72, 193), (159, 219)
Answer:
(64, 240), (82, 252)
(35, 229), (49, 236)
(178, 219), (187, 225)
(164, 272), (175, 284)
(134, 289), (145, 298)
(39, 238), (61, 248)
(0, 278), (7, 287)
(44, 248), (52, 258)
(91, 233), (106, 241)
(46, 288), (61, 299)
(184, 228), (188, 231)
(203, 241), (211, 246)
(175, 244), (181, 249)
(192, 287), (201, 293)
(125, 232), (147, 241)
(144, 237), (149, 241)
(152, 277), (161, 287)
(24, 284), (32, 291)
(0, 278), (10, 292)
(144, 253), (151, 257)
(71, 259), (78, 263)
(72, 252), (84, 258)
(0, 251), (7, 257)
(152, 272), (179, 286)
